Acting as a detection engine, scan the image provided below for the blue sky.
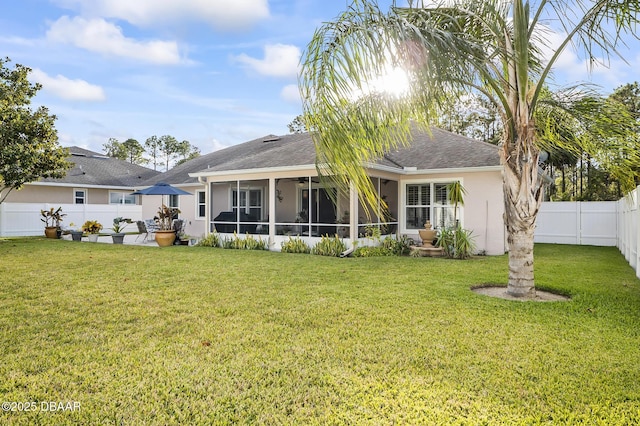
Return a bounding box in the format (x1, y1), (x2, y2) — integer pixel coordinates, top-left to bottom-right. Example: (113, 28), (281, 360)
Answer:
(1, 0), (639, 157)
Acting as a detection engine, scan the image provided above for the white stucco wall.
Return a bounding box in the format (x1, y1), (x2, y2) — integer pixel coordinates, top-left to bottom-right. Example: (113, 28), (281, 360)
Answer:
(398, 169), (505, 255)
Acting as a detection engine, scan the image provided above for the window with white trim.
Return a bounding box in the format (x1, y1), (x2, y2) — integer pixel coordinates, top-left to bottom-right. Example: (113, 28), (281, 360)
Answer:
(232, 189), (263, 221)
(109, 191), (136, 205)
(405, 182), (457, 229)
(74, 189), (86, 204)
(168, 194), (179, 209)
(196, 191), (206, 219)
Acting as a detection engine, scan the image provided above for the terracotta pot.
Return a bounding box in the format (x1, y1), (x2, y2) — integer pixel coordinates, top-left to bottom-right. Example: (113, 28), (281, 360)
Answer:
(44, 226), (58, 239)
(155, 230), (176, 247)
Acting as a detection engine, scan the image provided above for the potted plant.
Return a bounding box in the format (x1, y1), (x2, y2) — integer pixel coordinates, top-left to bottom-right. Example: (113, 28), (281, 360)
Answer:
(110, 217), (133, 244)
(41, 207), (66, 239)
(68, 223), (83, 242)
(82, 220), (103, 242)
(154, 205), (180, 247)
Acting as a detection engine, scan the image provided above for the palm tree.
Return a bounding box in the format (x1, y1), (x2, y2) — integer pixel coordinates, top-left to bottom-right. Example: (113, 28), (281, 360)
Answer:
(447, 181), (465, 227)
(299, 0), (640, 297)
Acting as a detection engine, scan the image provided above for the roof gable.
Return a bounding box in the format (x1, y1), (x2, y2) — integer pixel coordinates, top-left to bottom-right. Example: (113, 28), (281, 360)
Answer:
(40, 146), (160, 187)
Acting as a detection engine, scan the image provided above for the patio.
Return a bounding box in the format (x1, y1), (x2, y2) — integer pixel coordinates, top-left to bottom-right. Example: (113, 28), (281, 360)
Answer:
(208, 176), (401, 250)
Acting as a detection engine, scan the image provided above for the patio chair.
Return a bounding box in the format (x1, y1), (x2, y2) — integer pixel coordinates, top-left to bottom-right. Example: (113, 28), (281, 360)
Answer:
(135, 220), (147, 242)
(136, 219), (159, 243)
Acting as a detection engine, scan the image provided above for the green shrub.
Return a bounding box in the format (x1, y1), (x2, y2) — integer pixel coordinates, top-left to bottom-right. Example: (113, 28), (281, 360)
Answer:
(222, 232), (268, 250)
(281, 237), (311, 254)
(196, 232), (221, 247)
(436, 227), (476, 259)
(353, 246), (395, 257)
(311, 234), (347, 257)
(381, 234), (413, 256)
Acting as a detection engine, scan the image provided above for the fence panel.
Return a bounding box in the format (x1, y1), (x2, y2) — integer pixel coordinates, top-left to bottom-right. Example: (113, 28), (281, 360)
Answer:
(535, 201), (617, 246)
(0, 203), (143, 237)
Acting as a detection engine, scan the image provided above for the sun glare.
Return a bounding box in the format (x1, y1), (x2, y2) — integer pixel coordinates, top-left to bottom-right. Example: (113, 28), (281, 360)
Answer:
(348, 65), (411, 101)
(368, 66), (411, 97)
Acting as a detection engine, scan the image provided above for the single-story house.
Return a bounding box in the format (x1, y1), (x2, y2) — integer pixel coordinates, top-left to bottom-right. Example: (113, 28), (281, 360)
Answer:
(0, 146), (159, 236)
(155, 127), (506, 254)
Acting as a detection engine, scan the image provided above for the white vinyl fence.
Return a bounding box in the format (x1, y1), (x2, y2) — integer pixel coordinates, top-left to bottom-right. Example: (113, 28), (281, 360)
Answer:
(616, 187), (639, 278)
(535, 201), (618, 246)
(0, 202), (143, 237)
(535, 187), (640, 279)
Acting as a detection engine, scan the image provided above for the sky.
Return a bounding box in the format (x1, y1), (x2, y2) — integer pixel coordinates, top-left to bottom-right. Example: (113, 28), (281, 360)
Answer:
(1, 0), (639, 158)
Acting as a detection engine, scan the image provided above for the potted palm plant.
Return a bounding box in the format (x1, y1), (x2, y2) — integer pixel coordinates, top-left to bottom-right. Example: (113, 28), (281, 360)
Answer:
(154, 204), (180, 247)
(82, 220), (103, 242)
(41, 207), (66, 238)
(110, 217), (133, 244)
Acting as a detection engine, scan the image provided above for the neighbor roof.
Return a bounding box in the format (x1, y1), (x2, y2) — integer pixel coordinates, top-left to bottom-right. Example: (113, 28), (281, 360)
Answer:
(39, 146), (160, 187)
(149, 126), (500, 184)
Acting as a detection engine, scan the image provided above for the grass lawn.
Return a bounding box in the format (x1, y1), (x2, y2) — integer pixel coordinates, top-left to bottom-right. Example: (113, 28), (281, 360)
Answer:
(0, 238), (639, 425)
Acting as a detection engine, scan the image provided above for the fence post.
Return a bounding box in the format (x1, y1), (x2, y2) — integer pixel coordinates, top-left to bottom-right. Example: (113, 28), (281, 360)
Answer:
(576, 202), (582, 245)
(0, 203), (5, 237)
(636, 187), (640, 279)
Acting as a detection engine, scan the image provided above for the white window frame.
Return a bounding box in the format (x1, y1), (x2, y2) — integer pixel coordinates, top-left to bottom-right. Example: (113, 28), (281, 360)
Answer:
(401, 178), (463, 232)
(168, 194), (179, 209)
(109, 191), (137, 205)
(73, 188), (87, 204)
(230, 187), (264, 221)
(196, 190), (206, 220)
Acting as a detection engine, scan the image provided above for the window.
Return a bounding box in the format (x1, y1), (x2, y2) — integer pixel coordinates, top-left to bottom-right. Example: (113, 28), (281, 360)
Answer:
(405, 184), (430, 229)
(405, 182), (457, 229)
(74, 189), (86, 204)
(168, 194), (179, 209)
(196, 191), (206, 219)
(232, 189), (262, 221)
(109, 191), (136, 205)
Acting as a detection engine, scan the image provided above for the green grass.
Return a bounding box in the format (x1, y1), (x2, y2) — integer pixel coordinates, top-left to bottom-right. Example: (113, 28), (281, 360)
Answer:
(1, 238), (639, 425)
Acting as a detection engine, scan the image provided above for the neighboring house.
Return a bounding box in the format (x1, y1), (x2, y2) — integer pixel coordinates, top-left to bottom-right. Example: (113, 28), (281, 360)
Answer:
(163, 126), (506, 254)
(0, 146), (160, 236)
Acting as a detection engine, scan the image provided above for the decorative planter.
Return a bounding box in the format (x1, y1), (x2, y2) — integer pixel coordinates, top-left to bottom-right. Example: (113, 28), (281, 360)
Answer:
(71, 231), (83, 242)
(111, 233), (126, 244)
(44, 226), (58, 239)
(87, 233), (99, 242)
(155, 230), (176, 247)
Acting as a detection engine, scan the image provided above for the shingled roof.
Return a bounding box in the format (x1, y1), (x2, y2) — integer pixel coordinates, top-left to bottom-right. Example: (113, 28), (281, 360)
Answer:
(40, 146), (160, 187)
(145, 126), (500, 185)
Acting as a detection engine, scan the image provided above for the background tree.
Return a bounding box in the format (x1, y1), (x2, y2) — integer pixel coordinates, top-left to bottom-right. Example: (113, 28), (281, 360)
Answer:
(300, 0), (640, 297)
(158, 135), (179, 171)
(144, 135), (164, 171)
(287, 115), (308, 133)
(103, 138), (127, 160)
(174, 140), (201, 167)
(0, 58), (70, 203)
(122, 138), (146, 165)
(610, 82), (640, 120)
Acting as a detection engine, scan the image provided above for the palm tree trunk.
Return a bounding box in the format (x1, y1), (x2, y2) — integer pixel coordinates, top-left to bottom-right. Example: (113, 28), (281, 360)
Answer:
(501, 132), (544, 298)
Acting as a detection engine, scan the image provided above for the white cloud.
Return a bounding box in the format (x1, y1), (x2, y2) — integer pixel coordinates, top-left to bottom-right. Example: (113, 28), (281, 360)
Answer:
(234, 44), (301, 78)
(31, 68), (106, 101)
(535, 25), (627, 91)
(46, 16), (182, 65)
(280, 84), (301, 104)
(52, 0), (269, 31)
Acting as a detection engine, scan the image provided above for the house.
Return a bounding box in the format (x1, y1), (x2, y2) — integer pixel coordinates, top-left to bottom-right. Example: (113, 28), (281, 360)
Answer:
(155, 126), (506, 254)
(0, 146), (160, 236)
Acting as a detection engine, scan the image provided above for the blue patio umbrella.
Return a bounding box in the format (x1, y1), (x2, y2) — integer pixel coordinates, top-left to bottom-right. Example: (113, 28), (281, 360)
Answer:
(131, 182), (192, 196)
(132, 182), (193, 214)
